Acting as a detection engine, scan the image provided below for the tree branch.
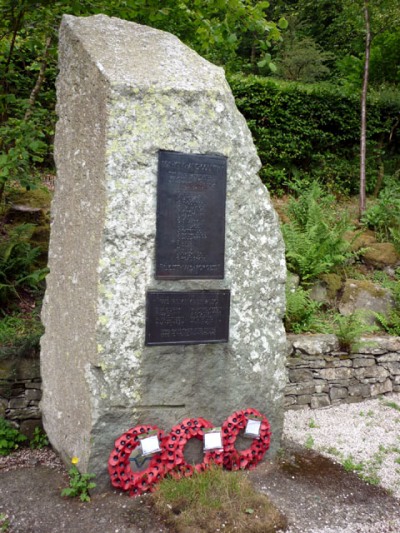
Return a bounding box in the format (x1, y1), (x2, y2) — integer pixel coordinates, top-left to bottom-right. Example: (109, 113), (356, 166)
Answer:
(24, 36), (53, 121)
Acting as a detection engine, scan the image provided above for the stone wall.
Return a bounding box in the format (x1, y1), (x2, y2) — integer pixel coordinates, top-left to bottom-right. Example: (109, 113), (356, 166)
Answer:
(0, 357), (42, 437)
(3, 334), (400, 433)
(286, 334), (400, 410)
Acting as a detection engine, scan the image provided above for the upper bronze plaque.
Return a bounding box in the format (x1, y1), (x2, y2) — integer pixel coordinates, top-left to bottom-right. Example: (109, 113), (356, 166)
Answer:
(156, 150), (227, 279)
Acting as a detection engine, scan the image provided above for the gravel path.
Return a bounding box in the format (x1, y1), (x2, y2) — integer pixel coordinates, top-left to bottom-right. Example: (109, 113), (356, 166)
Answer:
(283, 393), (400, 498)
(1, 395), (400, 532)
(278, 392), (400, 533)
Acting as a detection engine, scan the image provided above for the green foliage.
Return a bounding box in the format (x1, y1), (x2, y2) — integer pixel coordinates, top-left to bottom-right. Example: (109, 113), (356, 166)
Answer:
(0, 417), (27, 456)
(153, 464), (287, 532)
(281, 183), (354, 282)
(61, 462), (96, 502)
(29, 427), (49, 449)
(304, 435), (314, 449)
(276, 34), (333, 82)
(362, 178), (400, 251)
(372, 271), (400, 335)
(342, 455), (364, 473)
(369, 31), (400, 85)
(0, 311), (43, 360)
(229, 75), (400, 195)
(0, 513), (10, 533)
(374, 310), (400, 336)
(0, 223), (48, 304)
(285, 286), (321, 333)
(0, 118), (48, 194)
(329, 312), (378, 353)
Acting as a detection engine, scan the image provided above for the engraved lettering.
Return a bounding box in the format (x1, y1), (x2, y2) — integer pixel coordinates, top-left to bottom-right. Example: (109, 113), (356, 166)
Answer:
(156, 151), (227, 279)
(145, 290), (230, 346)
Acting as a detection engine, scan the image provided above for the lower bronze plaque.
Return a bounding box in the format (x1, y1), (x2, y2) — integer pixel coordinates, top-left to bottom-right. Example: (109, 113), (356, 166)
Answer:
(145, 290), (230, 346)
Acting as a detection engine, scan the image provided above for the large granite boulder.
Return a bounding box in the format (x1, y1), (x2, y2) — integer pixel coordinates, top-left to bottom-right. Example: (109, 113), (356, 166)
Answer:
(40, 15), (286, 489)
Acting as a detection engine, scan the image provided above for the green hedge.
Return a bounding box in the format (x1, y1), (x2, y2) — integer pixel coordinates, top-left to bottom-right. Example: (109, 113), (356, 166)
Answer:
(229, 75), (400, 195)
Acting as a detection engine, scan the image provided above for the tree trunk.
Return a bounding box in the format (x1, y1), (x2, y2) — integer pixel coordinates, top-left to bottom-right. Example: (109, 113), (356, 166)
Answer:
(359, 0), (371, 218)
(24, 36), (52, 121)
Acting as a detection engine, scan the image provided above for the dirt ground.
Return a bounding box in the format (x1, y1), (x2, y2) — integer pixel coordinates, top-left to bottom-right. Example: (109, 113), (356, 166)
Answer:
(1, 442), (400, 533)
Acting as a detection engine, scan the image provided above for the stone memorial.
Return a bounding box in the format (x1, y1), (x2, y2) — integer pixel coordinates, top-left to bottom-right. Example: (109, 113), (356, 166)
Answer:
(40, 14), (287, 490)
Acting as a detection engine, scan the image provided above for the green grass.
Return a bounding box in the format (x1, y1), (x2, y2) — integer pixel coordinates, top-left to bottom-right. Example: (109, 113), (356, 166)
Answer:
(381, 400), (400, 412)
(0, 513), (10, 533)
(152, 465), (287, 533)
(305, 435), (315, 449)
(342, 455), (364, 473)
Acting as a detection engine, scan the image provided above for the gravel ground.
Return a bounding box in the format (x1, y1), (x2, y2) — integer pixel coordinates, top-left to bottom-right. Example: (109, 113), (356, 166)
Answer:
(1, 395), (400, 533)
(283, 393), (400, 498)
(279, 392), (400, 533)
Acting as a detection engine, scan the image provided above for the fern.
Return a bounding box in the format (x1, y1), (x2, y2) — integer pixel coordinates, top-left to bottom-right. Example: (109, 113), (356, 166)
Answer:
(0, 223), (47, 303)
(331, 312), (378, 352)
(282, 183), (354, 283)
(374, 311), (400, 336)
(285, 286), (322, 333)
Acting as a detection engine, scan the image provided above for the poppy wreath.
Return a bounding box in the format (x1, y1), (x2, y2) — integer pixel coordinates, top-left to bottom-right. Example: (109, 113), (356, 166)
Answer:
(108, 409), (271, 497)
(162, 417), (224, 478)
(108, 424), (166, 496)
(221, 408), (271, 471)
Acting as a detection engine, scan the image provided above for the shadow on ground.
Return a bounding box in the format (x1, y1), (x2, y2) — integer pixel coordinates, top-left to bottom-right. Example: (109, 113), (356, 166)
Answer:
(1, 442), (400, 533)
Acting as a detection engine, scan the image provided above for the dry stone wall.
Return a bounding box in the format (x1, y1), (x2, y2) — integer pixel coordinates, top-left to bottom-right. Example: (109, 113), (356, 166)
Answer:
(286, 334), (400, 409)
(0, 358), (42, 437)
(4, 333), (400, 433)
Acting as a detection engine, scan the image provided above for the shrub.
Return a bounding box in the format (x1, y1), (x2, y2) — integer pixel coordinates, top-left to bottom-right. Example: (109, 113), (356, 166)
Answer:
(374, 311), (400, 336)
(0, 418), (27, 455)
(229, 74), (400, 195)
(329, 312), (378, 352)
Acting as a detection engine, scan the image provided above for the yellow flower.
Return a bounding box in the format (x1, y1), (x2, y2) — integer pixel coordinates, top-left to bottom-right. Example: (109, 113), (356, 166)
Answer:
(71, 456), (79, 465)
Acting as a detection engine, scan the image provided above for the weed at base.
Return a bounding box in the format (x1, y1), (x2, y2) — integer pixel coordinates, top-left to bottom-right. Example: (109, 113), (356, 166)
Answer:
(151, 465), (287, 533)
(0, 513), (10, 533)
(61, 457), (96, 503)
(342, 455), (364, 473)
(380, 399), (400, 412)
(305, 435), (314, 449)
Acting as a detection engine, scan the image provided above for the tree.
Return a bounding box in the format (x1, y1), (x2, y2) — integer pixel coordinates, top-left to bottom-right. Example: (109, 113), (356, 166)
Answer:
(274, 16), (333, 82)
(356, 0), (400, 216)
(0, 0), (286, 203)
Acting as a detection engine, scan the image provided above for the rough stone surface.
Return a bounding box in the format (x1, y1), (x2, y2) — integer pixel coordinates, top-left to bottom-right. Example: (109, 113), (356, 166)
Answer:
(371, 379), (393, 396)
(351, 356), (376, 367)
(338, 279), (394, 323)
(310, 394), (330, 409)
(362, 242), (400, 268)
(285, 334), (400, 409)
(288, 368), (314, 382)
(40, 15), (287, 490)
(330, 387), (348, 401)
(358, 336), (400, 353)
(288, 334), (339, 355)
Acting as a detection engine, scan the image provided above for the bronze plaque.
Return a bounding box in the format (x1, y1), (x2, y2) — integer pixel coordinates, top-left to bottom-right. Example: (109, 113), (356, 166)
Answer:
(145, 290), (230, 346)
(156, 150), (227, 279)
